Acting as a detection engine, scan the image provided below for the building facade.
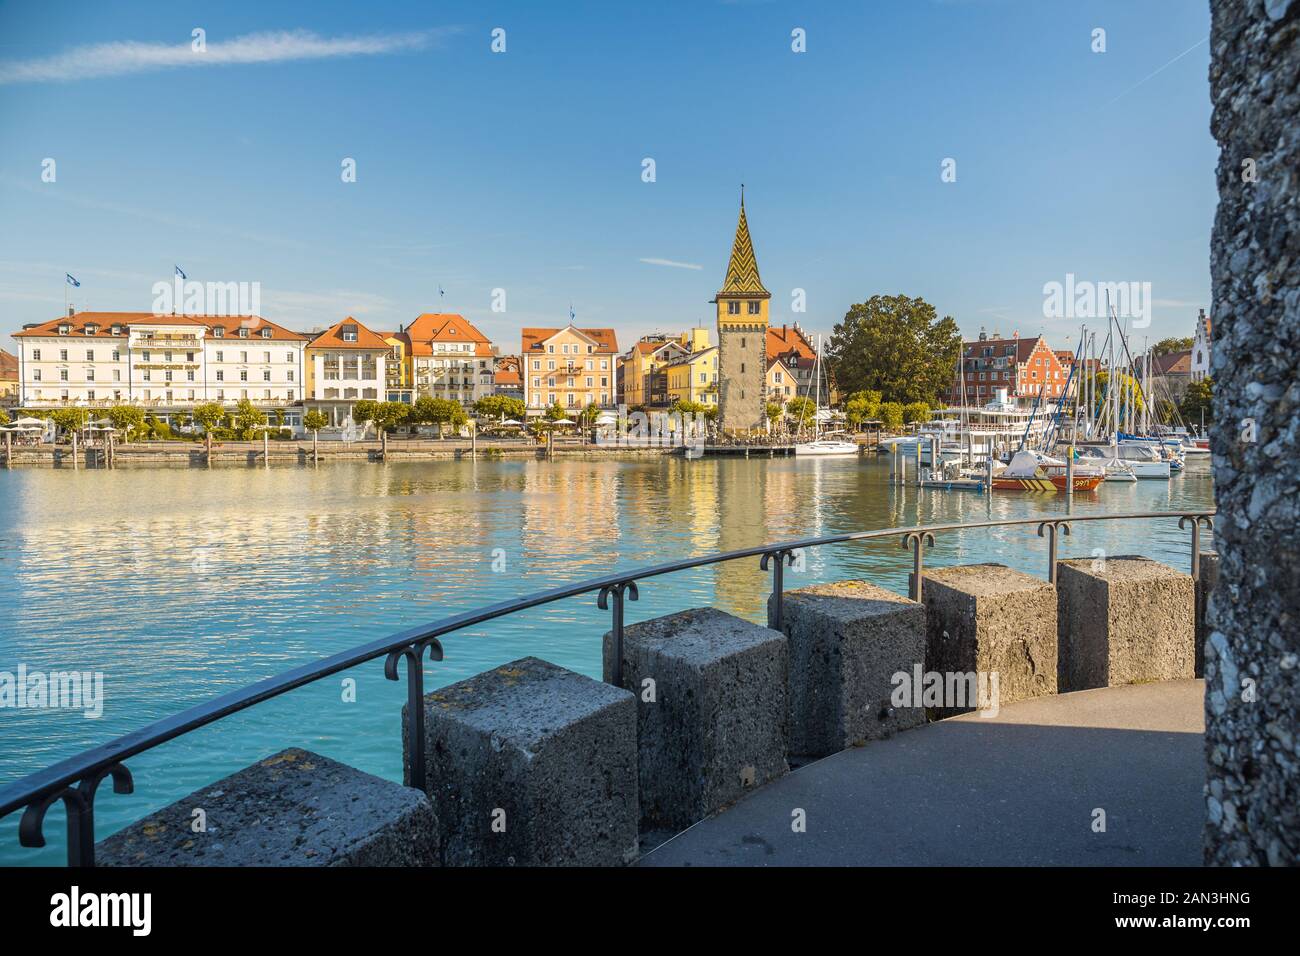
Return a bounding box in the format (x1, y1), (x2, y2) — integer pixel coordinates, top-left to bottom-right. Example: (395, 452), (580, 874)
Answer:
(400, 313), (496, 409)
(766, 324), (818, 399)
(304, 317), (389, 427)
(948, 332), (1070, 406)
(0, 349), (17, 405)
(714, 196), (770, 433)
(493, 356), (524, 401)
(663, 345), (719, 407)
(11, 311), (307, 423)
(1191, 307), (1212, 381)
(521, 325), (618, 412)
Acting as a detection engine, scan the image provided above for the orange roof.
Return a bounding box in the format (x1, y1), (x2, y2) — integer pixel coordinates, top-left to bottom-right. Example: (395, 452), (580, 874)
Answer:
(402, 313), (494, 357)
(962, 334), (1046, 364)
(0, 349), (17, 381)
(308, 316), (390, 350)
(495, 368), (522, 386)
(766, 325), (816, 363)
(521, 326), (618, 354)
(13, 311), (308, 341)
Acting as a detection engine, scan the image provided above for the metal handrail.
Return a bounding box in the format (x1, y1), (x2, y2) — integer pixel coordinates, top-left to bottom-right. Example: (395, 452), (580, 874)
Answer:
(0, 508), (1214, 865)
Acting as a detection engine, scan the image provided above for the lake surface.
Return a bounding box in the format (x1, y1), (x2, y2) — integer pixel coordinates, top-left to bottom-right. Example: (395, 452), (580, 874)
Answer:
(0, 453), (1215, 864)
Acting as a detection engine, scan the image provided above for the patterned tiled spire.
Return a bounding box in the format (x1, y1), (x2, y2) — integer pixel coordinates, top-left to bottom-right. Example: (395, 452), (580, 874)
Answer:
(719, 191), (770, 297)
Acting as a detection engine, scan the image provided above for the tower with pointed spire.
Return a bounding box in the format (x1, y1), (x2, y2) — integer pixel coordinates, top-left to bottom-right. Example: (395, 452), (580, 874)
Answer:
(713, 189), (771, 434)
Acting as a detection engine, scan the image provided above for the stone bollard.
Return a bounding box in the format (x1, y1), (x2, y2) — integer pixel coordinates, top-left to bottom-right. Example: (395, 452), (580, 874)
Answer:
(406, 656), (638, 866)
(770, 580), (925, 756)
(1195, 551), (1219, 679)
(603, 607), (788, 832)
(922, 563), (1057, 717)
(97, 748), (438, 866)
(1057, 556), (1195, 692)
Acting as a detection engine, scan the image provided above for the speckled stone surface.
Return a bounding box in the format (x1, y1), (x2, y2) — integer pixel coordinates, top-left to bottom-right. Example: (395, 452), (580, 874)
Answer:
(97, 748), (439, 866)
(922, 563), (1057, 717)
(603, 607), (788, 831)
(1057, 557), (1194, 692)
(770, 580), (925, 755)
(1205, 0), (1300, 867)
(1196, 551), (1220, 678)
(407, 656), (638, 866)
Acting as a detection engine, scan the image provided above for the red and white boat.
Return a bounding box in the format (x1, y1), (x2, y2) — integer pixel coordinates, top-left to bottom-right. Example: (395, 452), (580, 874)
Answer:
(991, 450), (1105, 493)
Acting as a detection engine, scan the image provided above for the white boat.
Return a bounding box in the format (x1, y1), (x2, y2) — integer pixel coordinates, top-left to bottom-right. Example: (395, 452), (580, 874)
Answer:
(1074, 445), (1138, 481)
(1080, 442), (1170, 478)
(794, 438), (860, 456)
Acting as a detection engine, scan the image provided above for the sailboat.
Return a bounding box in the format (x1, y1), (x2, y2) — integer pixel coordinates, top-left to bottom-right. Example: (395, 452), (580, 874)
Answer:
(793, 335), (858, 456)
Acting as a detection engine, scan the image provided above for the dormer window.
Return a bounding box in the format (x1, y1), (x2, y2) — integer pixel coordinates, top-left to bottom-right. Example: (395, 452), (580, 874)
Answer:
(111, 324), (122, 335)
(84, 324), (98, 335)
(58, 324), (71, 335)
(342, 325), (358, 342)
(213, 327), (225, 338)
(260, 328), (271, 339)
(238, 327), (250, 338)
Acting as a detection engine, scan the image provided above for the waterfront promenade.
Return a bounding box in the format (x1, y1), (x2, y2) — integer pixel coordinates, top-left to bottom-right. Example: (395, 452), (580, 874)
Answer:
(641, 680), (1204, 867)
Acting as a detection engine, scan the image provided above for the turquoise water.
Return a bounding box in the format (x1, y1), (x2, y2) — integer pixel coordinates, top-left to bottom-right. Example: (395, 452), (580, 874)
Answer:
(0, 454), (1214, 865)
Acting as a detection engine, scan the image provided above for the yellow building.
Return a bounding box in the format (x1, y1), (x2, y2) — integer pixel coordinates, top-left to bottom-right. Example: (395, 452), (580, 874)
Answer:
(379, 331), (412, 402)
(663, 346), (719, 407)
(617, 328), (712, 409)
(521, 324), (619, 411)
(766, 357), (796, 402)
(714, 192), (771, 433)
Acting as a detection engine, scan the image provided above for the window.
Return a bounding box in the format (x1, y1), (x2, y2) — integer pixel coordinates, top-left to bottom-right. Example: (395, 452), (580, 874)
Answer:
(60, 369), (68, 381)
(264, 352), (271, 363)
(215, 351), (224, 362)
(727, 301), (740, 315)
(260, 328), (271, 339)
(165, 352), (173, 362)
(533, 360), (541, 370)
(86, 350), (94, 361)
(141, 351), (150, 361)
(240, 370), (248, 382)
(240, 352), (248, 363)
(87, 390), (95, 401)
(87, 369), (95, 381)
(216, 371), (223, 382)
(238, 328), (249, 338)
(113, 370), (121, 382)
(187, 371), (195, 382)
(287, 370), (294, 382)
(214, 327), (224, 338)
(32, 369), (40, 381)
(60, 349), (68, 361)
(112, 350), (120, 361)
(32, 348), (41, 360)
(747, 301), (760, 314)
(187, 352), (195, 362)
(342, 326), (358, 342)
(263, 370), (271, 382)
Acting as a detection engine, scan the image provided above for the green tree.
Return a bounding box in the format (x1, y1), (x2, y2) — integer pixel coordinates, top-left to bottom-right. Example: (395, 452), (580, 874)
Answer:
(231, 399), (266, 440)
(1152, 337), (1194, 356)
(826, 295), (961, 405)
(473, 395), (526, 421)
(785, 396), (817, 431)
(191, 402), (225, 435)
(0, 408), (8, 426)
(372, 401), (411, 434)
(352, 399), (380, 434)
(105, 405), (146, 439)
(878, 401), (905, 431)
(669, 398), (706, 417)
(902, 401), (932, 424)
(50, 407), (89, 436)
(303, 409), (329, 434)
(1180, 377), (1213, 425)
(765, 402), (783, 430)
(544, 402), (567, 422)
(844, 390), (882, 429)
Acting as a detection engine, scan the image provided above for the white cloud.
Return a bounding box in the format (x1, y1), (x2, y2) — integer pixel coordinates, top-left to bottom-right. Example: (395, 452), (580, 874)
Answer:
(0, 28), (455, 85)
(639, 257), (702, 271)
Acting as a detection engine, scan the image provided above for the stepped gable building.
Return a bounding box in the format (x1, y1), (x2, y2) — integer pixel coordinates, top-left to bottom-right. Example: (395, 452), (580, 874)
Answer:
(713, 193), (770, 433)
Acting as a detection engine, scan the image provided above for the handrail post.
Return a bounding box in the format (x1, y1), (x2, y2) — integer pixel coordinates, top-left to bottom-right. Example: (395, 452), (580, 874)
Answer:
(1036, 520), (1072, 584)
(900, 532), (936, 602)
(598, 581), (640, 686)
(385, 638), (444, 791)
(1179, 514), (1214, 581)
(18, 763), (133, 867)
(760, 548), (796, 630)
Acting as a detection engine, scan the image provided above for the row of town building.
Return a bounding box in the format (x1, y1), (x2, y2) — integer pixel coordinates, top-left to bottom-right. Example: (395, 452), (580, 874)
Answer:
(1, 305), (824, 432)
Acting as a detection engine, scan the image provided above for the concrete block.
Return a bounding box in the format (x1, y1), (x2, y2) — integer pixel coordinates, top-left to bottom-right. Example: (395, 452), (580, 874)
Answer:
(408, 656), (638, 866)
(97, 748), (438, 866)
(922, 563), (1058, 716)
(603, 607), (788, 831)
(1195, 551), (1219, 679)
(1057, 556), (1195, 692)
(770, 580), (926, 756)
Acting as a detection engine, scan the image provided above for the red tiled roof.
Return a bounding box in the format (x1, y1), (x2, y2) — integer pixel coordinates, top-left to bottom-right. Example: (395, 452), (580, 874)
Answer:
(0, 349), (17, 381)
(308, 316), (390, 350)
(521, 326), (619, 354)
(13, 311), (308, 341)
(962, 335), (1044, 364)
(766, 325), (816, 363)
(402, 313), (494, 357)
(1153, 349), (1193, 375)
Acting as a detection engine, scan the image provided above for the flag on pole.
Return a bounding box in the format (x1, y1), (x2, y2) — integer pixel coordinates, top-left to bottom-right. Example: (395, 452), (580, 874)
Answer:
(175, 265), (187, 280)
(438, 285), (445, 298)
(569, 303), (575, 323)
(65, 273), (80, 287)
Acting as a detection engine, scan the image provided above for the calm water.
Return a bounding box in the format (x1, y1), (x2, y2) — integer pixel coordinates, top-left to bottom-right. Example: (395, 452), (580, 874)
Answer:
(0, 454), (1214, 864)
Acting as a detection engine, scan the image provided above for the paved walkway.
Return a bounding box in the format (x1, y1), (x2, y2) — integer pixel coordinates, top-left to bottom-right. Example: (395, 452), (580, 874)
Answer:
(641, 680), (1205, 867)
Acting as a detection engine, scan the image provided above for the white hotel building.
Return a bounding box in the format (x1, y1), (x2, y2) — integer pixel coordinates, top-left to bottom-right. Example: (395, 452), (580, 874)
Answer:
(12, 311), (308, 425)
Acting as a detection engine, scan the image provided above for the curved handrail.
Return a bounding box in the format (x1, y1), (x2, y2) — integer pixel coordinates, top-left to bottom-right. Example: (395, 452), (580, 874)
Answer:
(0, 508), (1215, 862)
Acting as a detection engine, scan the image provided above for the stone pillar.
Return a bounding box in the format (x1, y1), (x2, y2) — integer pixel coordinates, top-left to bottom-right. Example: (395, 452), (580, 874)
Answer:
(770, 580), (925, 756)
(603, 607), (788, 831)
(406, 656), (638, 866)
(1206, 0), (1300, 867)
(1056, 557), (1194, 692)
(922, 564), (1057, 717)
(1196, 551), (1220, 678)
(97, 749), (438, 866)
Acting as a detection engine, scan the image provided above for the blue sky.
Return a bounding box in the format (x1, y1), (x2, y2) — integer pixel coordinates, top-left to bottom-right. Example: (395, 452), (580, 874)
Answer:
(0, 0), (1215, 354)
